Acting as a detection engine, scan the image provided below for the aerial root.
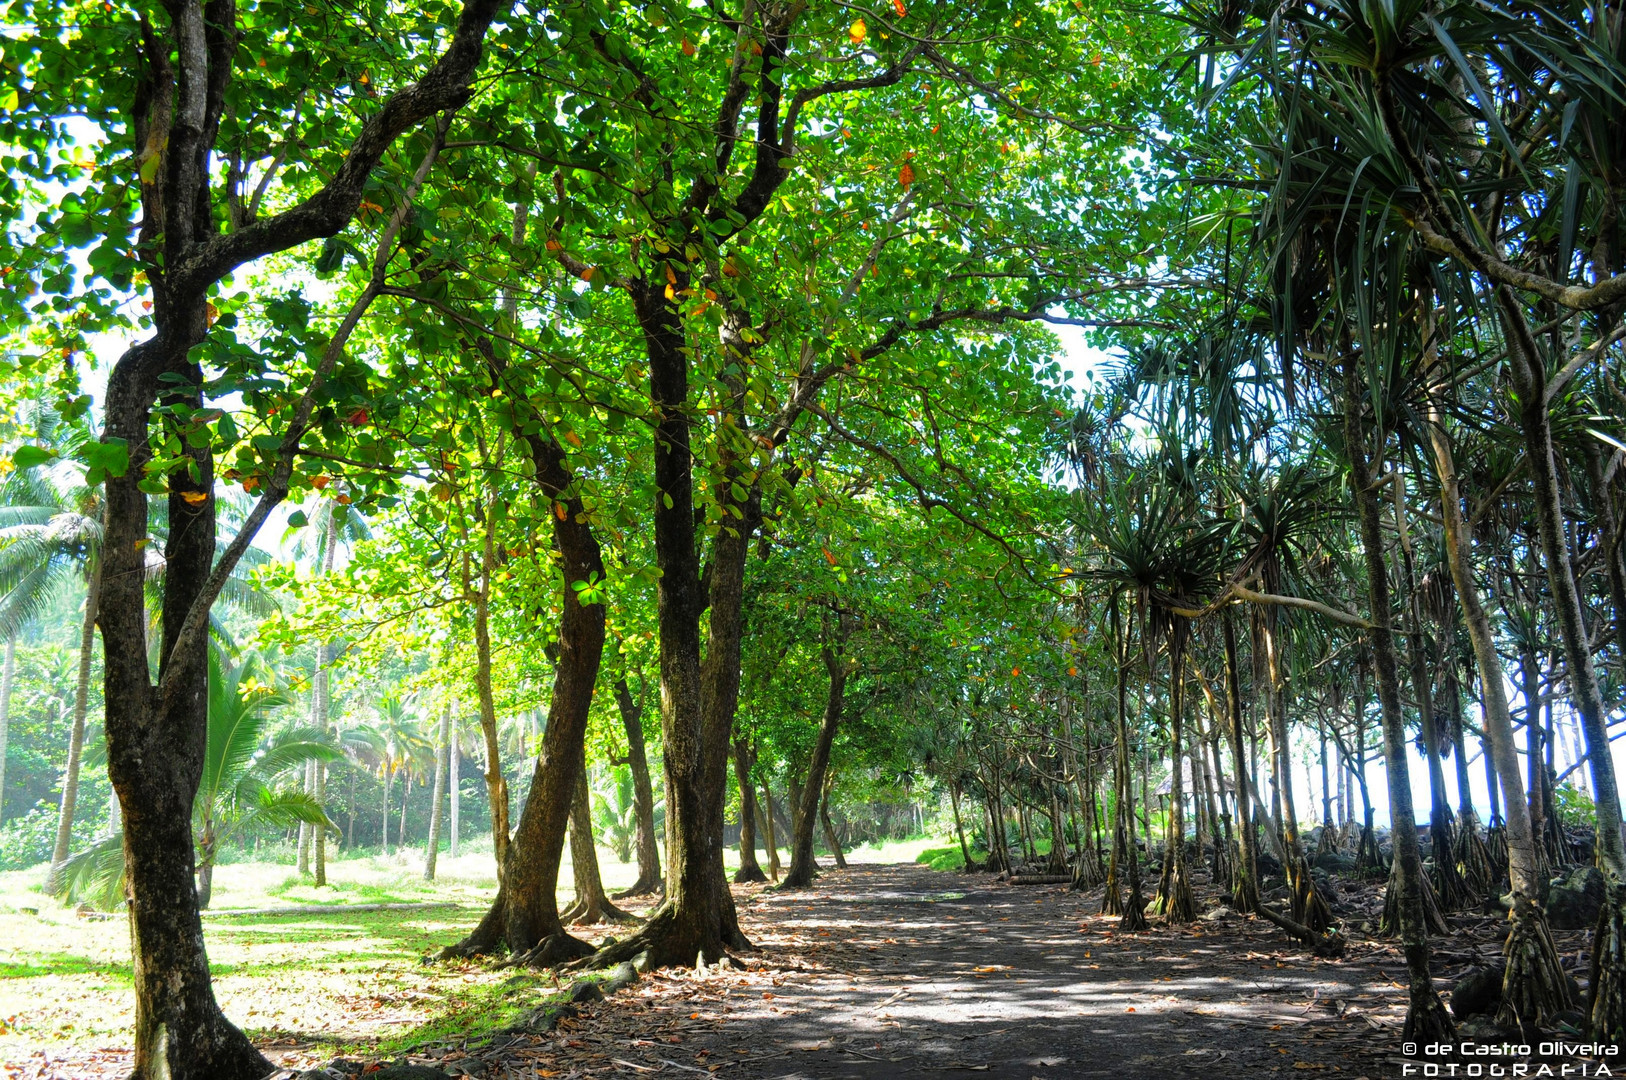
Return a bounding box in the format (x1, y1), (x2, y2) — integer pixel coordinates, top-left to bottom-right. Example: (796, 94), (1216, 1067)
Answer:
(1496, 895), (1574, 1037)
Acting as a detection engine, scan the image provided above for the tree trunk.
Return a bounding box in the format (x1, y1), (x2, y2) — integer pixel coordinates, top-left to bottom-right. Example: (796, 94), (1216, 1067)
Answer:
(1113, 610), (1147, 930)
(46, 563), (101, 891)
(1427, 402), (1571, 1031)
(1222, 610), (1260, 913)
(449, 724), (460, 859)
(615, 674), (664, 895)
(382, 768), (393, 855)
(732, 737), (767, 884)
(0, 635), (14, 823)
(783, 642), (846, 888)
(820, 775), (846, 870)
(950, 781), (971, 871)
(399, 773), (413, 851)
(311, 516), (339, 886)
(761, 780), (782, 881)
(1154, 622), (1195, 923)
(564, 766), (632, 924)
(425, 700), (451, 880)
(441, 427), (606, 965)
(1343, 358), (1453, 1042)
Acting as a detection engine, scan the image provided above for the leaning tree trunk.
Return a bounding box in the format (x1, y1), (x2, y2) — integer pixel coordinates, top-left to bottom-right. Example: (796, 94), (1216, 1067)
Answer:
(1427, 402), (1572, 1033)
(563, 767), (634, 925)
(783, 642), (847, 888)
(425, 700), (451, 881)
(440, 428), (606, 966)
(820, 776), (846, 870)
(46, 562), (101, 893)
(0, 635), (15, 825)
(731, 737), (768, 884)
(614, 674), (663, 896)
(1497, 288), (1626, 1044)
(1343, 358), (1453, 1043)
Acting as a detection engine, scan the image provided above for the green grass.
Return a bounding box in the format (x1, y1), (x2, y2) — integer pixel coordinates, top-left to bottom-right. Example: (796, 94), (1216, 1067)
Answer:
(916, 843), (988, 872)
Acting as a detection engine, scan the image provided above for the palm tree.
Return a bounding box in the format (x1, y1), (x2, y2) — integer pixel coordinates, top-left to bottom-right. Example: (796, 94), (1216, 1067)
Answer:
(0, 460), (103, 892)
(58, 647), (335, 909)
(370, 693), (430, 855)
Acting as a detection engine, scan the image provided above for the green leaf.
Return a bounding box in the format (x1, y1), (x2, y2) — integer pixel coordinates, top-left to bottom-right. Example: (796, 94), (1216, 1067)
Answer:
(287, 510), (309, 528)
(86, 439), (130, 478)
(11, 445), (55, 469)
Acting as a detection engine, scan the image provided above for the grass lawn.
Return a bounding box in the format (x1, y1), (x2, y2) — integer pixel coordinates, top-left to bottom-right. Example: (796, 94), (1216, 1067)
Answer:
(0, 835), (946, 1069)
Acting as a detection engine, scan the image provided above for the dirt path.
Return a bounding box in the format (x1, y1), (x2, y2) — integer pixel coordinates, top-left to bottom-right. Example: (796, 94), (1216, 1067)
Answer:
(466, 862), (1404, 1079)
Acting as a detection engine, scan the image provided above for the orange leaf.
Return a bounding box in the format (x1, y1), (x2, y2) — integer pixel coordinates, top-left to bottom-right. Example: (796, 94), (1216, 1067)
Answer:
(682, 36), (696, 56)
(242, 477), (259, 492)
(546, 238), (562, 251)
(1068, 665), (1079, 676)
(581, 266), (597, 281)
(312, 475), (330, 490)
(892, 0), (906, 15)
(180, 490), (207, 505)
(555, 502), (568, 520)
(565, 430), (583, 447)
(822, 546), (838, 566)
(849, 18), (866, 43)
(1011, 666), (1021, 676)
(898, 161), (915, 189)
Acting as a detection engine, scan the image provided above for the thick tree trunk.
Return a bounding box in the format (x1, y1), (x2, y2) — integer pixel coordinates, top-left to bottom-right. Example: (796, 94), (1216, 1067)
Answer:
(783, 643), (846, 888)
(732, 737), (767, 884)
(1343, 359), (1453, 1042)
(47, 564), (101, 891)
(441, 431), (605, 964)
(425, 700), (451, 880)
(615, 675), (664, 896)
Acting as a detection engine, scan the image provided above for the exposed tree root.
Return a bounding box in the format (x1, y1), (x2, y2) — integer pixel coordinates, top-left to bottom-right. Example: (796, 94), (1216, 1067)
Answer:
(437, 895), (508, 961)
(1255, 902), (1345, 958)
(1429, 817), (1475, 912)
(1587, 884), (1626, 1045)
(561, 894), (639, 926)
(614, 872), (666, 898)
(1382, 858), (1450, 938)
(1404, 987), (1457, 1044)
(1101, 860), (1123, 916)
(1119, 882), (1149, 931)
(1286, 853), (1333, 933)
(1452, 809), (1495, 897)
(1484, 819), (1509, 882)
(1355, 822), (1384, 874)
(508, 930), (598, 969)
(1160, 855), (1197, 924)
(1496, 895), (1574, 1036)
(732, 864), (768, 885)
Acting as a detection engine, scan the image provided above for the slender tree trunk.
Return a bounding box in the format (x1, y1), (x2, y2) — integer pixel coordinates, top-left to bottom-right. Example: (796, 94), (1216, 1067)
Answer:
(565, 766), (632, 924)
(614, 675), (663, 895)
(0, 635), (14, 824)
(1114, 613), (1147, 930)
(425, 700), (451, 880)
(399, 774), (413, 851)
(47, 564), (101, 891)
(449, 724), (460, 859)
(820, 775), (846, 870)
(785, 643), (847, 888)
(732, 737), (767, 883)
(382, 768), (393, 855)
(311, 518), (338, 886)
(1223, 610), (1259, 913)
(950, 781), (971, 871)
(760, 780), (782, 881)
(1344, 358), (1453, 1042)
(1428, 407), (1570, 1029)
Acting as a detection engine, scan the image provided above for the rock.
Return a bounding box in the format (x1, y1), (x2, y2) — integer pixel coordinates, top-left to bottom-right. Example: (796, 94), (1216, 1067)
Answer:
(566, 979), (605, 1003)
(631, 949), (653, 973)
(513, 1001), (579, 1034)
(1456, 1014), (1522, 1043)
(1311, 851), (1356, 874)
(1451, 963), (1505, 1018)
(362, 1066), (453, 1080)
(1548, 866), (1606, 930)
(603, 961), (639, 994)
(1200, 905), (1235, 922)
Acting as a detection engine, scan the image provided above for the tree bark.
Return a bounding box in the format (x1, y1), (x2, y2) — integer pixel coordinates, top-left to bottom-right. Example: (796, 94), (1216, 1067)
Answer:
(311, 510), (339, 886)
(615, 674), (664, 896)
(449, 723), (460, 859)
(1222, 610), (1260, 913)
(732, 737), (767, 884)
(783, 640), (847, 888)
(1343, 358), (1453, 1042)
(820, 775), (846, 870)
(761, 780), (782, 881)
